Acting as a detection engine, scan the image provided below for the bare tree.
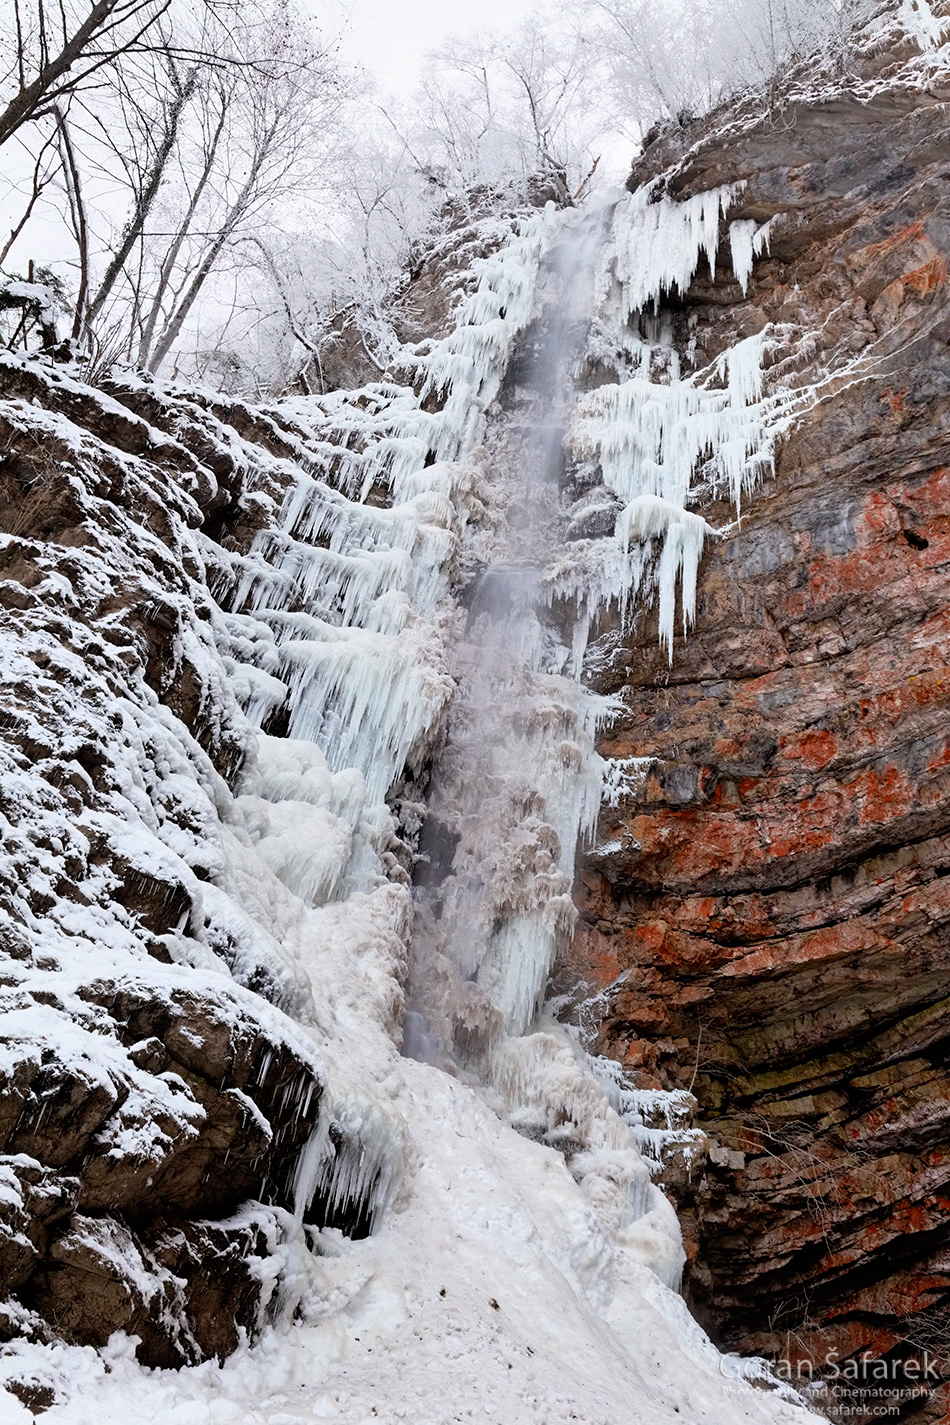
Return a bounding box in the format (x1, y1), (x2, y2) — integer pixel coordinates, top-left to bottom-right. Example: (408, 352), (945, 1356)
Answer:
(407, 16), (607, 198)
(83, 47), (199, 329)
(53, 105), (90, 338)
(134, 67), (228, 365)
(140, 10), (343, 373)
(575, 0), (883, 128)
(0, 0), (172, 150)
(0, 0), (347, 377)
(497, 17), (597, 189)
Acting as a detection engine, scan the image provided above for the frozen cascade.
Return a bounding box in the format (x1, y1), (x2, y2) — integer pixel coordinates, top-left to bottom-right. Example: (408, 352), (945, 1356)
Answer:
(215, 178), (789, 1275)
(399, 182), (790, 1304)
(38, 183), (817, 1425)
(210, 206), (562, 1239)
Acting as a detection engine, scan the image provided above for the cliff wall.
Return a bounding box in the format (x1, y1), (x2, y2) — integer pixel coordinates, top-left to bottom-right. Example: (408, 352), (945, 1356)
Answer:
(558, 20), (950, 1412)
(0, 357), (344, 1392)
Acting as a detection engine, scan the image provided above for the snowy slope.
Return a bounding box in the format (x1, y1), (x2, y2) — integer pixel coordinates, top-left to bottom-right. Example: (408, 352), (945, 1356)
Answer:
(7, 1061), (818, 1425)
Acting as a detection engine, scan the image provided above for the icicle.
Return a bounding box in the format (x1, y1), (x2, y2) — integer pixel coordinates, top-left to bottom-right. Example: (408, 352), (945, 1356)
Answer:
(292, 1096), (403, 1238)
(586, 1055), (706, 1181)
(729, 218), (774, 296)
(610, 183), (743, 321)
(729, 220), (756, 295)
(272, 608), (455, 804)
(901, 0), (950, 49)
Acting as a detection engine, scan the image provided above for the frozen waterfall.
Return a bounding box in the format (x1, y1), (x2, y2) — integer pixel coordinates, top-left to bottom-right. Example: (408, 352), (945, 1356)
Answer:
(406, 206), (612, 1048)
(213, 179), (788, 1261)
(1, 177), (829, 1425)
(143, 178), (808, 1423)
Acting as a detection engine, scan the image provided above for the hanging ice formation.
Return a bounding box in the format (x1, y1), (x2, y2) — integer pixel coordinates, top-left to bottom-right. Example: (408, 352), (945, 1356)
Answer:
(901, 0), (950, 48)
(216, 178), (782, 1266)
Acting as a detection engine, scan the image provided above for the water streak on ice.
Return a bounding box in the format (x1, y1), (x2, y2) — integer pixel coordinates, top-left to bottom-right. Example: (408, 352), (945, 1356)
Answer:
(214, 178), (784, 1288)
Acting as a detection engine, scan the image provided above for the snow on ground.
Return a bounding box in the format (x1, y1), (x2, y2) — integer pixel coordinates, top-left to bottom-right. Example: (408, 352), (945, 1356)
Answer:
(5, 1054), (816, 1425)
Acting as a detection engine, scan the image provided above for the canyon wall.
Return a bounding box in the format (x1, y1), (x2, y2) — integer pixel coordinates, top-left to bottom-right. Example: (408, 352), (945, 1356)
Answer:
(0, 357), (343, 1395)
(558, 20), (950, 1413)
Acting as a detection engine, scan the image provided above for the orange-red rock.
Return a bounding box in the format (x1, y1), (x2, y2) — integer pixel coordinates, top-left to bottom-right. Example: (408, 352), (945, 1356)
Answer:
(555, 27), (950, 1416)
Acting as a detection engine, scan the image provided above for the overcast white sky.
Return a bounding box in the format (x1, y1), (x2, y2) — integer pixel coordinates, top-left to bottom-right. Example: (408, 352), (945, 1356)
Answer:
(330, 0), (540, 95)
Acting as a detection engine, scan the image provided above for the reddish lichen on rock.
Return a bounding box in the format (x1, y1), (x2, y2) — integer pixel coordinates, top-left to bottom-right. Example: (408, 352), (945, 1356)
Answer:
(556, 29), (950, 1404)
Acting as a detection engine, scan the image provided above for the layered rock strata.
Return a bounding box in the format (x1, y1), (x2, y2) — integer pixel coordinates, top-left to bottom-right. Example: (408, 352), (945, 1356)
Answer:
(557, 18), (950, 1418)
(0, 355), (335, 1370)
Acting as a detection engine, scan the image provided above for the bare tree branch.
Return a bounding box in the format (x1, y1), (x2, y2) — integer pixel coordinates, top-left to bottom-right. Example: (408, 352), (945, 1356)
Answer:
(85, 53), (198, 324)
(0, 127), (59, 265)
(53, 104), (90, 338)
(0, 0), (171, 149)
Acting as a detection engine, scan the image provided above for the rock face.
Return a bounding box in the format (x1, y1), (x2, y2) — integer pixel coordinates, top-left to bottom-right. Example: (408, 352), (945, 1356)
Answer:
(0, 356), (332, 1370)
(557, 19), (950, 1414)
(0, 199), (524, 1391)
(301, 195), (530, 394)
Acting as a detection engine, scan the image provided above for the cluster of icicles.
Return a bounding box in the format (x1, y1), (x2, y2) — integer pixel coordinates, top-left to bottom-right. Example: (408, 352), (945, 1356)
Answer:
(218, 178), (784, 1250)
